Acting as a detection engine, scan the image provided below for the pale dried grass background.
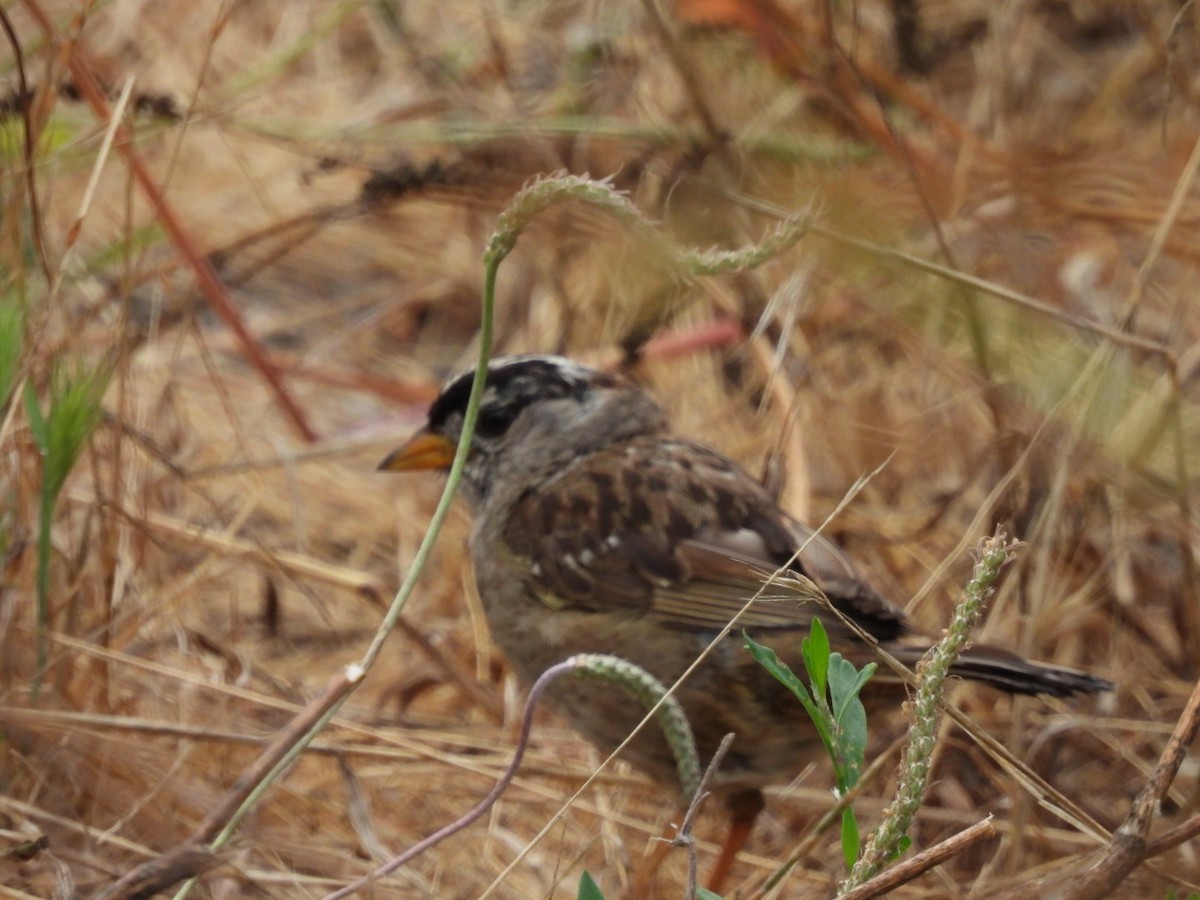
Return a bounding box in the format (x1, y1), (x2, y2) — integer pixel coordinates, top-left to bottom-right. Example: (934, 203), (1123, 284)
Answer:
(1, 0), (1198, 897)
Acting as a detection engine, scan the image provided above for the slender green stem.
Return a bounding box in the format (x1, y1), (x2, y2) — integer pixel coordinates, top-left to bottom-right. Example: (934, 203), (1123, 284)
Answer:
(174, 171), (506, 900)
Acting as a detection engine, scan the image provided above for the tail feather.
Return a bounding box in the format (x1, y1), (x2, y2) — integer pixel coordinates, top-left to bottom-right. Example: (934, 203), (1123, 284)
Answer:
(898, 644), (1113, 697)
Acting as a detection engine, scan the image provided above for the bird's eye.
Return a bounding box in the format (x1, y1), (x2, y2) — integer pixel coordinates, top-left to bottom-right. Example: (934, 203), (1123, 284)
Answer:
(475, 405), (516, 438)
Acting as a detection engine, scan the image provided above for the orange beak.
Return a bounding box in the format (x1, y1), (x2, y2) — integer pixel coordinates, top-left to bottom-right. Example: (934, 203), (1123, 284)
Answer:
(378, 430), (457, 472)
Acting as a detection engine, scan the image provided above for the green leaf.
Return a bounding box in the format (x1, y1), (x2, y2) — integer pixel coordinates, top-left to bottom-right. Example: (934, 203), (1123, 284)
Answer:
(577, 871), (605, 900)
(697, 889), (725, 900)
(745, 627), (874, 792)
(42, 365), (108, 500)
(801, 616), (830, 700)
(828, 655), (874, 789)
(840, 805), (861, 869)
(23, 381), (47, 452)
(747, 621), (878, 877)
(0, 296), (24, 409)
(828, 657), (875, 724)
(0, 114), (76, 162)
(743, 633), (832, 751)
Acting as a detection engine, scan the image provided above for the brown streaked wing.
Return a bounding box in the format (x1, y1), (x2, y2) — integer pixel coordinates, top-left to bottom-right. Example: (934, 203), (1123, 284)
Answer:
(786, 517), (909, 638)
(650, 538), (828, 630)
(502, 437), (781, 614)
(502, 436), (910, 640)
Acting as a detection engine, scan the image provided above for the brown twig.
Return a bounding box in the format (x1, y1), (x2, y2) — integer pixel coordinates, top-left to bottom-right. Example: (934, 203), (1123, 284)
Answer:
(191, 668), (364, 844)
(636, 0), (727, 155)
(90, 846), (221, 900)
(0, 5), (50, 280)
(670, 733), (735, 900)
(837, 817), (998, 900)
(996, 674), (1200, 900)
(92, 667), (362, 899)
(18, 0), (319, 442)
(1145, 812), (1200, 859)
(1058, 673), (1200, 899)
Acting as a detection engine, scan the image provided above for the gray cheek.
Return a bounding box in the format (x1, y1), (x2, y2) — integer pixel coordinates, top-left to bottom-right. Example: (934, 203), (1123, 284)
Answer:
(516, 401), (575, 440)
(454, 454), (494, 509)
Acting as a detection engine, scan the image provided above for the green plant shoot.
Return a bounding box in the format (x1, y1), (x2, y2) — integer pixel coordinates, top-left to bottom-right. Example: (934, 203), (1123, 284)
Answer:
(24, 364), (108, 699)
(745, 618), (875, 869)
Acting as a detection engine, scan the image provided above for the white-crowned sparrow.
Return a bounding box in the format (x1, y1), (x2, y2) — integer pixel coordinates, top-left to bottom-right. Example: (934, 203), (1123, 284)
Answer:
(380, 354), (1111, 887)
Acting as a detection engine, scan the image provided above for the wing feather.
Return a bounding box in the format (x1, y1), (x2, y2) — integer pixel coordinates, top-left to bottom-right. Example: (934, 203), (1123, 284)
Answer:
(503, 436), (909, 639)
